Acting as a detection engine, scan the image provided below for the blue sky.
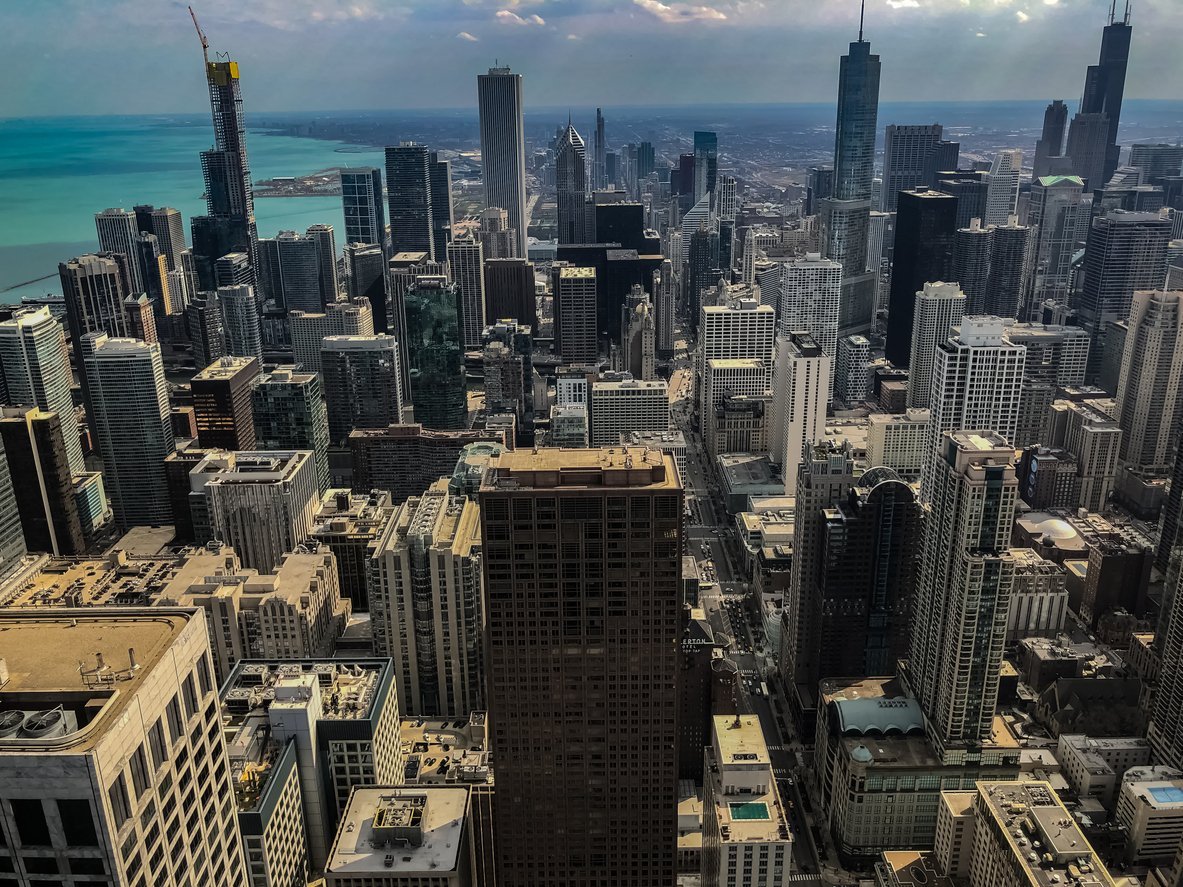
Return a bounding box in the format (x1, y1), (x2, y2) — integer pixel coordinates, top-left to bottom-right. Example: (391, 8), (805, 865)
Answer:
(1, 0), (1178, 116)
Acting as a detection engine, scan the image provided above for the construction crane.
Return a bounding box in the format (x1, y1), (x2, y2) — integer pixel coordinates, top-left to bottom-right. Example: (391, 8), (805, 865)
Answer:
(189, 5), (210, 68)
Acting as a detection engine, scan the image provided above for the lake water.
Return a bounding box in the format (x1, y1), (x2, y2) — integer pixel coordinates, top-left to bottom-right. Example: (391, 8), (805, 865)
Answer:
(0, 115), (384, 301)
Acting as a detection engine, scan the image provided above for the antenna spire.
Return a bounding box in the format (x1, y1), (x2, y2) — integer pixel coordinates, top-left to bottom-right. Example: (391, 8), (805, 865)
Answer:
(1124, 0), (1131, 24)
(1108, 0), (1116, 23)
(858, 0), (866, 41)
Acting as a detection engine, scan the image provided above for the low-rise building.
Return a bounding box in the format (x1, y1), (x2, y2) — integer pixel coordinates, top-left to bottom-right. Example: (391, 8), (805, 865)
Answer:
(1055, 734), (1152, 807)
(1117, 777), (1183, 865)
(866, 410), (929, 478)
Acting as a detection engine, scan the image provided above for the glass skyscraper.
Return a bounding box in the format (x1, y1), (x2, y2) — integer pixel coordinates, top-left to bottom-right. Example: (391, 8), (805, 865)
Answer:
(404, 276), (468, 429)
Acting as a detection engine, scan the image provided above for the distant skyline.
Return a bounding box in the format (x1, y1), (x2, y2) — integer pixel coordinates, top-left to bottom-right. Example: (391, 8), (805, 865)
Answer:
(1, 0), (1180, 118)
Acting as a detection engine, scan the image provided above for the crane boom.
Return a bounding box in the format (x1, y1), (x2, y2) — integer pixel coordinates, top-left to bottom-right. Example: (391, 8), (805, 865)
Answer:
(189, 5), (210, 68)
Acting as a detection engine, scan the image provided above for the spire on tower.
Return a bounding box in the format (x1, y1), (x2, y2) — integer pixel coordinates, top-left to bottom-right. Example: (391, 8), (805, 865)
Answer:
(859, 0), (866, 41)
(1109, 0), (1116, 24)
(1124, 0), (1131, 24)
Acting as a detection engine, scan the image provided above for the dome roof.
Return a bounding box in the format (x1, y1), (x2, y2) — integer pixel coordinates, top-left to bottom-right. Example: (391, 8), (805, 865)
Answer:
(850, 745), (874, 763)
(1025, 514), (1079, 541)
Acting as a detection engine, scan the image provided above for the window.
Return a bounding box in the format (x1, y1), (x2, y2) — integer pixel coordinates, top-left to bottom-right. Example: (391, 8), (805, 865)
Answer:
(148, 719), (168, 769)
(182, 674), (198, 719)
(197, 657), (213, 696)
(9, 800), (50, 846)
(108, 773), (132, 829)
(57, 799), (98, 847)
(166, 696), (184, 742)
(130, 746), (151, 799)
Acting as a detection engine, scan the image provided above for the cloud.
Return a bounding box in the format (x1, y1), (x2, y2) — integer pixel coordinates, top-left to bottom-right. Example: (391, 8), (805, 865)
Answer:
(566, 33), (581, 39)
(886, 0), (920, 7)
(456, 30), (480, 41)
(975, 30), (987, 36)
(496, 9), (545, 25)
(632, 0), (727, 23)
(1015, 9), (1029, 21)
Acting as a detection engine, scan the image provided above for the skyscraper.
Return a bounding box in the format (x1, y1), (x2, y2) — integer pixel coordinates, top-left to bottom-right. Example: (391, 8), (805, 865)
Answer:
(906, 281), (966, 410)
(251, 366), (331, 492)
(186, 290), (226, 369)
(881, 124), (945, 212)
(1027, 175), (1091, 306)
(906, 431), (1019, 752)
(320, 335), (405, 443)
(985, 218), (1034, 319)
(1080, 3), (1133, 186)
(429, 151), (455, 262)
(819, 14), (880, 335)
(403, 277), (468, 429)
(289, 298), (374, 375)
(479, 447), (681, 885)
(0, 306), (86, 474)
(556, 121), (588, 245)
(258, 230), (322, 312)
(593, 106), (606, 190)
(771, 332), (831, 483)
(885, 189), (957, 367)
(82, 333), (175, 528)
(778, 252), (842, 358)
(922, 317), (1026, 503)
(344, 242), (387, 317)
(306, 223), (339, 304)
(217, 283), (263, 361)
(1033, 100), (1070, 179)
(693, 130), (718, 202)
(484, 257), (537, 327)
(94, 208), (143, 292)
(478, 66), (527, 256)
(553, 265), (598, 364)
(952, 220), (993, 313)
(1066, 112), (1112, 191)
(191, 355), (260, 450)
(1114, 289), (1183, 471)
(447, 238), (487, 348)
(340, 166), (387, 250)
(386, 143), (435, 258)
(199, 56), (258, 269)
(984, 149), (1023, 226)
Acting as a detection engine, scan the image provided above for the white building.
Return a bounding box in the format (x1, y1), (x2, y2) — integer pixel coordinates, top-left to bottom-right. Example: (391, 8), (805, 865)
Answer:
(906, 281), (966, 410)
(589, 378), (670, 446)
(1117, 776), (1183, 864)
(550, 403), (588, 447)
(1007, 549), (1069, 643)
(447, 239), (487, 348)
(704, 358), (771, 457)
(1115, 289), (1183, 472)
(984, 149), (1022, 226)
(835, 334), (871, 406)
(866, 410), (930, 479)
(698, 299), (775, 418)
(770, 332), (831, 490)
(290, 299), (375, 374)
(94, 207), (143, 291)
(778, 252), (842, 359)
(1056, 734), (1152, 807)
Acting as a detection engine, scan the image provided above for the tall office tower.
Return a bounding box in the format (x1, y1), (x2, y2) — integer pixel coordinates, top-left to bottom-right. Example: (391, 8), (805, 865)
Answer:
(479, 447), (681, 885)
(308, 488), (396, 609)
(0, 306), (85, 473)
(1161, 441), (1183, 571)
(984, 149), (1023, 226)
(985, 218), (1034, 319)
(145, 205), (187, 270)
(1114, 290), (1183, 471)
(1007, 322), (1091, 447)
(885, 189), (957, 367)
(778, 252), (842, 358)
(202, 450), (320, 572)
(936, 170), (989, 230)
(553, 265), (598, 363)
(477, 206), (518, 259)
(906, 431), (1019, 751)
(771, 332), (831, 484)
(484, 257), (537, 327)
(192, 355), (260, 450)
(1065, 112), (1112, 190)
(344, 241), (387, 311)
(1130, 144), (1183, 181)
(258, 230), (322, 311)
(289, 298), (374, 374)
(742, 228), (778, 286)
(186, 290), (226, 369)
(1078, 211), (1171, 378)
(0, 407), (87, 555)
(556, 121), (589, 245)
(588, 378), (670, 446)
(94, 207), (143, 292)
(385, 143), (434, 258)
(1033, 100), (1070, 179)
(621, 286), (657, 381)
(698, 299), (776, 418)
(636, 140), (655, 180)
(59, 253), (127, 377)
(0, 610), (249, 885)
(83, 333), (175, 528)
(340, 167), (387, 250)
(428, 152), (455, 262)
(835, 334), (871, 405)
(591, 107), (607, 190)
(252, 366), (331, 492)
(483, 320), (534, 443)
(477, 66), (527, 257)
(214, 250), (252, 290)
(321, 335), (405, 443)
(0, 432), (24, 576)
(306, 223), (339, 303)
(953, 220), (993, 312)
(217, 283), (263, 361)
(655, 260), (675, 360)
(369, 478), (484, 716)
(702, 359), (769, 455)
(880, 124), (945, 212)
(199, 54), (257, 262)
(134, 231), (173, 315)
(447, 238), (487, 348)
(780, 439), (860, 705)
(1079, 3), (1133, 186)
(122, 292), (160, 344)
(685, 224), (721, 324)
(906, 281), (966, 409)
(806, 165), (834, 215)
(693, 130), (718, 202)
(716, 174), (738, 222)
(819, 19), (880, 335)
(404, 277), (467, 429)
(1027, 174), (1090, 305)
(921, 317), (1026, 503)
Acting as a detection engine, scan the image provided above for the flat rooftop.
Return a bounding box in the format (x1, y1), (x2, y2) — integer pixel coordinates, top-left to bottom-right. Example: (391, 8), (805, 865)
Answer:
(0, 610), (192, 752)
(878, 850), (958, 887)
(713, 715), (771, 768)
(222, 659), (390, 725)
(482, 447), (679, 491)
(326, 786), (469, 877)
(399, 714), (492, 788)
(194, 356), (257, 381)
(1, 550), (182, 607)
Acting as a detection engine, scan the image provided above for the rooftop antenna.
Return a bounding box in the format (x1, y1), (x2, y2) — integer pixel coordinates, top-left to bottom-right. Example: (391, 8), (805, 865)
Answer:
(858, 0), (866, 41)
(1108, 0), (1116, 23)
(1124, 0), (1131, 24)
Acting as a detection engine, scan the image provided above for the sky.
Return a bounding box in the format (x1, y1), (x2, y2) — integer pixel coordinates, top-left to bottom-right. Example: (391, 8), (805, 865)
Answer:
(1, 0), (1179, 117)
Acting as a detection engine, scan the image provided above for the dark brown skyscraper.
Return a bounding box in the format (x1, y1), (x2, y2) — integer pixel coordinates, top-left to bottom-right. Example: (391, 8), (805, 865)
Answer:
(191, 355), (260, 450)
(480, 447), (682, 886)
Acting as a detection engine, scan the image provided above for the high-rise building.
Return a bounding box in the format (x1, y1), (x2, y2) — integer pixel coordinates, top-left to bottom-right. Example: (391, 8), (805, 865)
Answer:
(1033, 100), (1070, 179)
(0, 407), (87, 556)
(556, 121), (588, 245)
(344, 241), (387, 317)
(778, 252), (841, 359)
(252, 366), (331, 493)
(94, 207), (143, 292)
(447, 238), (487, 348)
(0, 430), (24, 578)
(1066, 111), (1112, 191)
(477, 206), (518, 260)
(880, 124), (946, 212)
(429, 151), (454, 263)
(199, 56), (258, 270)
(693, 130), (718, 202)
(59, 253), (127, 385)
(192, 355), (260, 450)
(349, 424), (503, 504)
(404, 277), (468, 429)
(697, 299), (776, 418)
(589, 378), (670, 446)
(484, 257), (537, 328)
(483, 319), (534, 444)
(289, 298), (374, 375)
(655, 259), (675, 360)
(1160, 442), (1183, 572)
(771, 332), (831, 485)
(701, 358), (770, 455)
(217, 283), (263, 361)
(621, 284), (657, 382)
(1150, 554), (1183, 767)
(906, 431), (1019, 752)
(985, 218), (1034, 319)
(340, 166), (387, 251)
(592, 107), (607, 191)
(1079, 4), (1133, 186)
(477, 67), (527, 256)
(386, 143), (435, 258)
(885, 190), (957, 367)
(554, 265), (598, 364)
(82, 333), (175, 528)
(200, 449), (320, 572)
(983, 149), (1023, 225)
(479, 447), (681, 885)
(258, 230), (322, 311)
(906, 281), (966, 409)
(144, 205), (187, 271)
(1130, 143), (1183, 181)
(133, 231), (173, 316)
(0, 306), (85, 473)
(1027, 174), (1091, 306)
(835, 334), (871, 406)
(936, 170), (990, 230)
(0, 609), (248, 886)
(1114, 290), (1183, 471)
(307, 223), (339, 304)
(717, 174), (738, 222)
(214, 250), (252, 289)
(952, 220), (993, 313)
(369, 478), (484, 717)
(309, 488), (396, 611)
(321, 335), (404, 444)
(186, 290), (226, 369)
